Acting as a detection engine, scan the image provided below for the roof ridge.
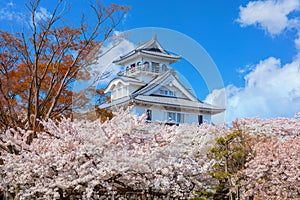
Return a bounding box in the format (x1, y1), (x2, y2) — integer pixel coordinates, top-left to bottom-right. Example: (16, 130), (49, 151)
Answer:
(136, 37), (155, 49)
(113, 37), (181, 65)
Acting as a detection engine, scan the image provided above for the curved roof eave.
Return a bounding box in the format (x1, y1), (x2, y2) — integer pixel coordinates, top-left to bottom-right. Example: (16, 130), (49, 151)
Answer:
(113, 51), (181, 65)
(104, 77), (145, 93)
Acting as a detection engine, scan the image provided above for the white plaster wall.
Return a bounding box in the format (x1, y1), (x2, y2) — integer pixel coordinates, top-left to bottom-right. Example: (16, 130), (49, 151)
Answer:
(111, 86), (126, 100)
(152, 108), (165, 122)
(128, 85), (141, 94)
(129, 106), (212, 125)
(203, 115), (211, 124)
(130, 106), (165, 122)
(184, 113), (197, 124)
(137, 75), (155, 83)
(132, 106), (146, 116)
(183, 113), (211, 124)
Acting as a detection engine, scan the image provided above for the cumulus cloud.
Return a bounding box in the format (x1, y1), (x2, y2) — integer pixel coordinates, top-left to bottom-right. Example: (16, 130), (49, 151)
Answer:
(209, 0), (300, 122)
(206, 57), (300, 121)
(237, 0), (300, 35)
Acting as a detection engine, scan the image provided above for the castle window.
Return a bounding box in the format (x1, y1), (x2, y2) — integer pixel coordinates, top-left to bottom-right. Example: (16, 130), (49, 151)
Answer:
(198, 115), (203, 125)
(167, 112), (176, 121)
(160, 89), (175, 97)
(162, 64), (167, 72)
(146, 109), (152, 121)
(144, 62), (149, 71)
(130, 64), (135, 71)
(152, 62), (160, 73)
(155, 66), (160, 73)
(177, 113), (184, 123)
(167, 112), (184, 124)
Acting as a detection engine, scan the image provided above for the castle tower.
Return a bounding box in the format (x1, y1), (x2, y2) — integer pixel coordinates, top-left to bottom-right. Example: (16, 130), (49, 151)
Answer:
(103, 36), (225, 124)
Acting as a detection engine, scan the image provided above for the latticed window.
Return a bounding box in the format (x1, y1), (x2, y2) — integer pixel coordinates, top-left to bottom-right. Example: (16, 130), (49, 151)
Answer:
(160, 89), (175, 97)
(167, 112), (176, 121)
(177, 113), (184, 123)
(167, 112), (184, 124)
(162, 64), (167, 72)
(146, 109), (152, 121)
(152, 62), (160, 73)
(144, 62), (149, 71)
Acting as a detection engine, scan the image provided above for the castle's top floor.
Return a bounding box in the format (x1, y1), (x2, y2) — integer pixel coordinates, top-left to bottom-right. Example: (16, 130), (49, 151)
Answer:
(113, 36), (181, 81)
(113, 35), (181, 66)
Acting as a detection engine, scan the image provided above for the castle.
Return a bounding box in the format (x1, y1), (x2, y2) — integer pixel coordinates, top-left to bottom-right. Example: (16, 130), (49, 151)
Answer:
(102, 36), (224, 124)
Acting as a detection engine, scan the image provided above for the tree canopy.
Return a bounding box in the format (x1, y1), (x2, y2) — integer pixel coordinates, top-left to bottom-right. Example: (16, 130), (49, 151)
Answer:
(0, 0), (129, 130)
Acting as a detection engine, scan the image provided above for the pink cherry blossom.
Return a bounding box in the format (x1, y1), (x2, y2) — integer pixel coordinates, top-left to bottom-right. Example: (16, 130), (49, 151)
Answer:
(0, 109), (223, 199)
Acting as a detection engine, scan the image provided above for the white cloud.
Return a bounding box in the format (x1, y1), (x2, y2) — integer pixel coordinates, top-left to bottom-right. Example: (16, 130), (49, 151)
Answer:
(295, 32), (300, 50)
(237, 0), (300, 35)
(0, 2), (23, 22)
(73, 31), (135, 91)
(0, 4), (52, 27)
(7, 1), (14, 7)
(206, 57), (300, 121)
(35, 7), (52, 22)
(215, 0), (300, 122)
(0, 8), (13, 21)
(72, 32), (135, 113)
(93, 34), (135, 85)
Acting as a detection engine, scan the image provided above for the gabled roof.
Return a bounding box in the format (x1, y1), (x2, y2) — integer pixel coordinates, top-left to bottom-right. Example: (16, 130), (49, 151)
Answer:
(131, 69), (198, 101)
(131, 70), (173, 97)
(102, 69), (225, 114)
(113, 36), (181, 65)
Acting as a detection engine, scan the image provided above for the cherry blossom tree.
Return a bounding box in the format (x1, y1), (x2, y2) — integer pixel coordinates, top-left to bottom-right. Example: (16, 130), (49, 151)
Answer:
(0, 109), (224, 199)
(1, 109), (299, 199)
(229, 117), (300, 199)
(238, 137), (300, 199)
(196, 116), (300, 200)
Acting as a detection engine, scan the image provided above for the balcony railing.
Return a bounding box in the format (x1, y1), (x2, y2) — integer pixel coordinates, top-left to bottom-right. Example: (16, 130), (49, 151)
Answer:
(118, 64), (164, 76)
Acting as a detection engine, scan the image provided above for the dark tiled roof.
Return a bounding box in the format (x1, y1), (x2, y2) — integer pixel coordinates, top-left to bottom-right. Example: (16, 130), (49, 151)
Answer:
(113, 37), (181, 64)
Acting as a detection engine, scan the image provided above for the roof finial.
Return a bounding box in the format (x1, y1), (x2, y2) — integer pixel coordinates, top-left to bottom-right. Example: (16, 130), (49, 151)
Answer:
(153, 33), (157, 40)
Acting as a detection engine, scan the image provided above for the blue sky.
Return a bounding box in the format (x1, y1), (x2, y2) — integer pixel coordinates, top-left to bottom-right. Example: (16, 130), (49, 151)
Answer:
(1, 0), (300, 121)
